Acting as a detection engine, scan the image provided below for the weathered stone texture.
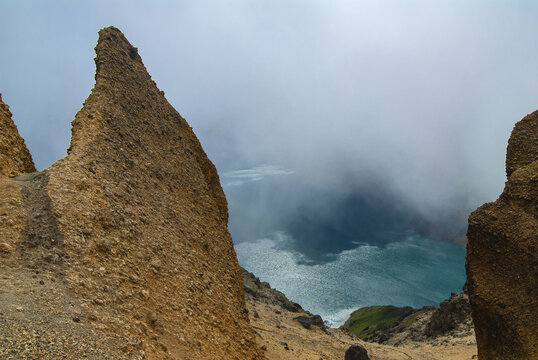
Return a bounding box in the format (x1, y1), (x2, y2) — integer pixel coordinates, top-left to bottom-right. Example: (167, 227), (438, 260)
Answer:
(1, 27), (263, 360)
(466, 110), (538, 359)
(44, 27), (262, 360)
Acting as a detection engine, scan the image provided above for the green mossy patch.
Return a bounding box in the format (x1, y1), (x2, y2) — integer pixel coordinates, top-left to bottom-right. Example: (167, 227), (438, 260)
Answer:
(342, 305), (415, 339)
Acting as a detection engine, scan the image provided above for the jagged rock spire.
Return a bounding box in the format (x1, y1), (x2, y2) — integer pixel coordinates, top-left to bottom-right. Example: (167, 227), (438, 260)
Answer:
(27, 26), (262, 359)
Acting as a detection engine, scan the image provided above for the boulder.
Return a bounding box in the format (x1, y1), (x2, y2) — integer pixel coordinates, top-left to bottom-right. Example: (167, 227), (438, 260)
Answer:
(345, 344), (370, 360)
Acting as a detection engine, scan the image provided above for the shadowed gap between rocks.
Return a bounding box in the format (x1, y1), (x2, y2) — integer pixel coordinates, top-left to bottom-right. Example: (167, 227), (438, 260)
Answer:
(16, 171), (65, 267)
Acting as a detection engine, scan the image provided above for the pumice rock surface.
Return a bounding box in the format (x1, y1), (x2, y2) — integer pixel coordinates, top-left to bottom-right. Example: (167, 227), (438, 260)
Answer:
(466, 110), (538, 359)
(0, 26), (263, 360)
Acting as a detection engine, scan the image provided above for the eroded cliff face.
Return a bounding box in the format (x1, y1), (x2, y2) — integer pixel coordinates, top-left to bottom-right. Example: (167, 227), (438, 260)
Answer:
(0, 94), (33, 257)
(466, 111), (538, 359)
(0, 94), (36, 177)
(0, 27), (263, 360)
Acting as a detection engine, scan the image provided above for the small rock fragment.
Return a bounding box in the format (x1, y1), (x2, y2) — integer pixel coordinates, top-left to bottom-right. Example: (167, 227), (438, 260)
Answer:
(0, 242), (15, 253)
(345, 344), (370, 360)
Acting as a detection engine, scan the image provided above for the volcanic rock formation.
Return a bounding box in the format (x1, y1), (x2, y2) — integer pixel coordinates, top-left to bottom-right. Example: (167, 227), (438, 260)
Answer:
(0, 93), (36, 177)
(466, 111), (538, 359)
(242, 268), (304, 313)
(425, 292), (472, 338)
(0, 26), (263, 359)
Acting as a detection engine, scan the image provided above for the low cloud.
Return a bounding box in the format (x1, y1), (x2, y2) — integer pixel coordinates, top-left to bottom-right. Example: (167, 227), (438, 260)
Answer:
(222, 165), (293, 187)
(2, 1), (537, 259)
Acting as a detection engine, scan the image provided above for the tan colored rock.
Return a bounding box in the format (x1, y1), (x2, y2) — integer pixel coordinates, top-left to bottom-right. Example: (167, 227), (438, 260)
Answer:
(0, 242), (15, 253)
(46, 26), (262, 360)
(0, 26), (263, 359)
(0, 178), (27, 257)
(466, 110), (538, 359)
(0, 93), (36, 177)
(506, 111), (538, 178)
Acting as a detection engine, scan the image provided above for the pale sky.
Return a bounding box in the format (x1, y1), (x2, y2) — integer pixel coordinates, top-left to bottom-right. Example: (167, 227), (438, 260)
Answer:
(2, 1), (538, 246)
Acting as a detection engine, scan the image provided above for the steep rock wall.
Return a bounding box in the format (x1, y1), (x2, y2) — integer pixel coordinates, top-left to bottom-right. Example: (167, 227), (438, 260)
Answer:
(0, 94), (34, 257)
(43, 27), (262, 360)
(466, 111), (538, 359)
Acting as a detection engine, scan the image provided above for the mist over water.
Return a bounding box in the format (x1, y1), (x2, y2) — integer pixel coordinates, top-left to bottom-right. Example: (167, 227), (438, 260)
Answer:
(3, 2), (534, 242)
(226, 171), (468, 326)
(3, 2), (535, 215)
(236, 232), (466, 327)
(2, 1), (535, 329)
(225, 170), (470, 263)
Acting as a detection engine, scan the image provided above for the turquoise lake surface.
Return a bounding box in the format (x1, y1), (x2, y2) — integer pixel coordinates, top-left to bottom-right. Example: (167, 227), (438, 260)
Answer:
(235, 232), (467, 327)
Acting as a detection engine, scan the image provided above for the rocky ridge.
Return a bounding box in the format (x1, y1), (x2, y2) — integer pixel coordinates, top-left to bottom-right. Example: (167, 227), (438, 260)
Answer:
(466, 110), (538, 359)
(425, 292), (473, 338)
(0, 26), (262, 359)
(242, 268), (305, 314)
(0, 93), (36, 178)
(243, 275), (478, 359)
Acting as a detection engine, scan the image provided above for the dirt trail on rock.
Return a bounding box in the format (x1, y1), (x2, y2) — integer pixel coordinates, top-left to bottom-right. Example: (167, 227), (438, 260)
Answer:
(17, 172), (63, 263)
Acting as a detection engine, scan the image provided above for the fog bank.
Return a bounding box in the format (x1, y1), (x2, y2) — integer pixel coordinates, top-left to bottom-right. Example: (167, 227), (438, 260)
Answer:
(2, 1), (538, 257)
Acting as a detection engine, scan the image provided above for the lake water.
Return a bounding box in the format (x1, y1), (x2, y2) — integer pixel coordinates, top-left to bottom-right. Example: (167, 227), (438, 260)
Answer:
(235, 231), (467, 327)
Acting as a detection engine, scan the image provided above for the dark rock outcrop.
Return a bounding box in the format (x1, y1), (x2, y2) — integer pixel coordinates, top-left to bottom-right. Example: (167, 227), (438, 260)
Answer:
(425, 292), (472, 337)
(466, 110), (538, 359)
(294, 315), (313, 329)
(0, 93), (36, 177)
(345, 344), (370, 360)
(293, 314), (324, 330)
